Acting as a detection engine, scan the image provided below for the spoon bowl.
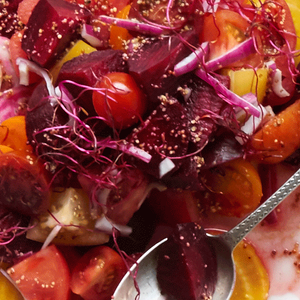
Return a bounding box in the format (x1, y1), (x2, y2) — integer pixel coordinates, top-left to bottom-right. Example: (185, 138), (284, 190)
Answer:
(113, 168), (300, 300)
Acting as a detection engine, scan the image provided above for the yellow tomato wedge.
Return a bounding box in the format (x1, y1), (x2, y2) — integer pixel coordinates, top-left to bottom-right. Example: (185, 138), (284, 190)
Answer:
(230, 240), (269, 300)
(201, 158), (263, 217)
(226, 68), (269, 103)
(50, 40), (96, 81)
(109, 5), (132, 50)
(0, 271), (24, 300)
(26, 188), (109, 246)
(0, 116), (32, 152)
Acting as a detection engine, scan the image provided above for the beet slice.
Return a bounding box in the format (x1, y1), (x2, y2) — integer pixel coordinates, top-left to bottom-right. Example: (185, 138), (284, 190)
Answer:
(0, 0), (23, 38)
(56, 49), (128, 115)
(126, 96), (189, 179)
(22, 0), (91, 68)
(157, 223), (217, 300)
(127, 30), (198, 103)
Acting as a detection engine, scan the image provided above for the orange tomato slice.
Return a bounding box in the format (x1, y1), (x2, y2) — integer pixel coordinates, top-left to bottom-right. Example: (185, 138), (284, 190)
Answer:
(231, 240), (269, 300)
(201, 158), (263, 217)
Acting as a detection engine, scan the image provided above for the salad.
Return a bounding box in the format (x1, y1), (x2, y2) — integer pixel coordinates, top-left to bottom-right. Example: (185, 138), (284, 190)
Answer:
(0, 0), (300, 299)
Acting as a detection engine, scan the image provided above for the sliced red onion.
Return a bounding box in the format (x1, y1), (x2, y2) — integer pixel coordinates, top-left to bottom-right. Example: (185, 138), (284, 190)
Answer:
(81, 24), (102, 48)
(41, 224), (62, 249)
(195, 68), (261, 117)
(94, 216), (132, 236)
(174, 42), (209, 76)
(271, 68), (290, 98)
(98, 15), (163, 35)
(236, 105), (274, 144)
(202, 0), (220, 13)
(16, 58), (57, 104)
(205, 38), (256, 72)
(159, 157), (175, 178)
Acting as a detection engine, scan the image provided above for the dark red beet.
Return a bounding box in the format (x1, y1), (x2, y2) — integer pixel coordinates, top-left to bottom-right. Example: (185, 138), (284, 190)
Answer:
(157, 223), (217, 300)
(127, 30), (198, 103)
(127, 96), (189, 179)
(0, 151), (50, 216)
(0, 0), (23, 38)
(0, 206), (41, 264)
(56, 49), (128, 115)
(22, 0), (91, 68)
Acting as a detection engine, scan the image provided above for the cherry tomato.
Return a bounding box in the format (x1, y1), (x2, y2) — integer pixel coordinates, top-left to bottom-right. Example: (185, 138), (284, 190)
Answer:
(7, 245), (70, 300)
(201, 158), (263, 217)
(250, 98), (300, 164)
(70, 245), (127, 300)
(92, 72), (146, 129)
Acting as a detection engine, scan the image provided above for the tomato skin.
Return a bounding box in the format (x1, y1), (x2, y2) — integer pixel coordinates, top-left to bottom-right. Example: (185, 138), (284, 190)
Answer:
(201, 158), (263, 218)
(7, 245), (70, 300)
(70, 246), (127, 300)
(92, 72), (146, 129)
(250, 98), (300, 164)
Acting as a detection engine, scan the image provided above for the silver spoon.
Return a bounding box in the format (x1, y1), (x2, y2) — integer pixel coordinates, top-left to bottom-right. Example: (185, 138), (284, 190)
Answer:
(113, 168), (300, 300)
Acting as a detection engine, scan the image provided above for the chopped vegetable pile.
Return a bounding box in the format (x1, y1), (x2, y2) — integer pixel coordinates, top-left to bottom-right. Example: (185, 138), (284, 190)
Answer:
(0, 0), (300, 299)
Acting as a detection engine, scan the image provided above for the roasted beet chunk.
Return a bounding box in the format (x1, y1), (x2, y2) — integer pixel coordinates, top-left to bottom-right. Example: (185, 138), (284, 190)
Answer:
(157, 223), (217, 300)
(56, 49), (128, 115)
(0, 0), (23, 38)
(127, 96), (189, 179)
(127, 30), (198, 103)
(22, 0), (91, 68)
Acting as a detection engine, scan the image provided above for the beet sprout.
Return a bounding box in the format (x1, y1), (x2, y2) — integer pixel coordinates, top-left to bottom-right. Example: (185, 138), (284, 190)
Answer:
(112, 227), (141, 300)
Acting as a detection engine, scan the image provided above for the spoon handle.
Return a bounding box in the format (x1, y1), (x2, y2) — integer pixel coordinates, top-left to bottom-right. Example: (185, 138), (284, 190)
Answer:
(222, 168), (300, 250)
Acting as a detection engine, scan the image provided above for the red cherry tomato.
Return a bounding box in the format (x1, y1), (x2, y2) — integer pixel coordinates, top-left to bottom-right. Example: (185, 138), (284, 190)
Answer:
(7, 245), (70, 300)
(70, 245), (127, 300)
(92, 72), (146, 129)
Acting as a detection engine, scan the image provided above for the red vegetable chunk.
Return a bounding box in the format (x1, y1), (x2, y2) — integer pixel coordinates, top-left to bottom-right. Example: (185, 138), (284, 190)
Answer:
(127, 96), (189, 179)
(56, 49), (128, 115)
(127, 30), (198, 103)
(0, 151), (50, 216)
(22, 0), (91, 68)
(157, 222), (217, 300)
(0, 0), (23, 38)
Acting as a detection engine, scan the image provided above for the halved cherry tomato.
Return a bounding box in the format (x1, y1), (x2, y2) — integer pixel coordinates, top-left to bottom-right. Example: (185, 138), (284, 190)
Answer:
(201, 158), (263, 217)
(200, 9), (262, 68)
(92, 72), (146, 129)
(70, 245), (127, 300)
(0, 150), (50, 216)
(250, 98), (300, 164)
(7, 245), (70, 300)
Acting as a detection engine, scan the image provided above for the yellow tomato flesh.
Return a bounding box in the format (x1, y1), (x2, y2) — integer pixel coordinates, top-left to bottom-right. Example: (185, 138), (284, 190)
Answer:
(226, 68), (269, 103)
(231, 240), (269, 300)
(110, 5), (132, 50)
(202, 158), (263, 217)
(50, 40), (96, 81)
(0, 271), (24, 300)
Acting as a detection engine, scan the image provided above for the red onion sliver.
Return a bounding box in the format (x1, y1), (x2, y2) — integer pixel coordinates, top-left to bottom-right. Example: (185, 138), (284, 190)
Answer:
(195, 68), (260, 117)
(98, 15), (163, 35)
